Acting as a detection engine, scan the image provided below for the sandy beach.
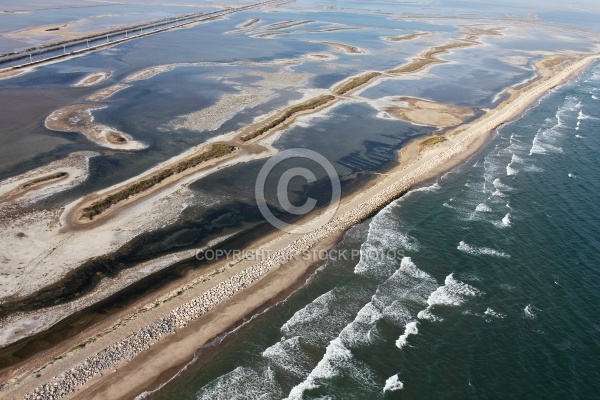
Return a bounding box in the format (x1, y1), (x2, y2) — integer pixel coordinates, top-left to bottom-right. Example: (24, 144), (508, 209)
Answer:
(3, 52), (596, 400)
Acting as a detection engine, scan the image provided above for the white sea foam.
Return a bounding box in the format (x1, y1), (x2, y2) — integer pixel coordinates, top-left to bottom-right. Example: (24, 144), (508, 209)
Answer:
(530, 134), (563, 155)
(493, 178), (513, 192)
(262, 336), (315, 378)
(416, 274), (482, 322)
(339, 302), (382, 348)
(281, 291), (335, 336)
(475, 203), (492, 213)
(502, 213), (511, 226)
(354, 208), (420, 277)
(280, 288), (359, 346)
(196, 366), (279, 400)
(426, 274), (481, 307)
(346, 259), (434, 347)
(380, 258), (437, 324)
(506, 163), (518, 176)
(592, 95), (598, 100)
(383, 302), (412, 326)
(568, 173), (576, 178)
(506, 153), (523, 176)
(484, 307), (506, 319)
(524, 304), (539, 319)
(416, 308), (443, 322)
(414, 181), (442, 193)
(395, 321), (418, 349)
(287, 258), (436, 399)
(524, 164), (544, 173)
(284, 339), (349, 399)
(578, 111), (599, 120)
(529, 133), (547, 155)
(457, 241), (510, 258)
(383, 374), (404, 392)
(285, 337), (377, 400)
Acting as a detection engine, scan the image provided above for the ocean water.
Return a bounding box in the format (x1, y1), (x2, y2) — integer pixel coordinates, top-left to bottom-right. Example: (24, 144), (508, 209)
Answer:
(147, 62), (600, 399)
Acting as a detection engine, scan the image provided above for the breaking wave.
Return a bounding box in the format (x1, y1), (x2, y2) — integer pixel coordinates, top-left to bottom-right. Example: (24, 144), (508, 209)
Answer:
(457, 241), (511, 258)
(383, 374), (404, 392)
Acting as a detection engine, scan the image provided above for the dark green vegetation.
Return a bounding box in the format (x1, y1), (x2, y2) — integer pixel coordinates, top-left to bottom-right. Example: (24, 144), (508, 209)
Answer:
(107, 132), (127, 143)
(240, 95), (335, 142)
(388, 41), (472, 74)
(333, 72), (381, 95)
(419, 136), (448, 150)
(19, 172), (68, 190)
(81, 144), (235, 220)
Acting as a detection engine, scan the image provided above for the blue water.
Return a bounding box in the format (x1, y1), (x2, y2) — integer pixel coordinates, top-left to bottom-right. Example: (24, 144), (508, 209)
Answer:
(148, 63), (600, 399)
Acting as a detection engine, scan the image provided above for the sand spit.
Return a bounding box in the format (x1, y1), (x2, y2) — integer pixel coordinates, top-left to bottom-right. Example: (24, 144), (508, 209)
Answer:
(8, 54), (596, 400)
(230, 19), (314, 37)
(238, 18), (260, 28)
(232, 20), (359, 38)
(0, 152), (98, 207)
(382, 97), (474, 128)
(85, 83), (131, 102)
(383, 32), (430, 42)
(239, 94), (336, 142)
(45, 104), (147, 150)
(265, 19), (314, 31)
(461, 25), (503, 41)
(122, 65), (176, 83)
(320, 41), (365, 54)
(72, 71), (111, 88)
(388, 26), (503, 74)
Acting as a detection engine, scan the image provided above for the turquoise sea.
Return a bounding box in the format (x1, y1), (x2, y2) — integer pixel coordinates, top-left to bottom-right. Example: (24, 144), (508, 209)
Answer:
(146, 62), (600, 399)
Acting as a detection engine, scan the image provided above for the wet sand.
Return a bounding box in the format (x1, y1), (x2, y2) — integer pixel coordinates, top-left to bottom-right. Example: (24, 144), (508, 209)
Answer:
(384, 97), (474, 128)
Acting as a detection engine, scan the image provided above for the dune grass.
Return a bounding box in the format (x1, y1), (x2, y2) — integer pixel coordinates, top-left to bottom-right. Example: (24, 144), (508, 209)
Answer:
(333, 72), (381, 95)
(240, 95), (335, 142)
(419, 136), (447, 151)
(20, 172), (68, 190)
(81, 144), (235, 220)
(388, 41), (472, 74)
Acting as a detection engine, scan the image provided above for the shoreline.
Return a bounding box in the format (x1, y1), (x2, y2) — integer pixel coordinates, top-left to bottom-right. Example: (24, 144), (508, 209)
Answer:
(5, 54), (596, 400)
